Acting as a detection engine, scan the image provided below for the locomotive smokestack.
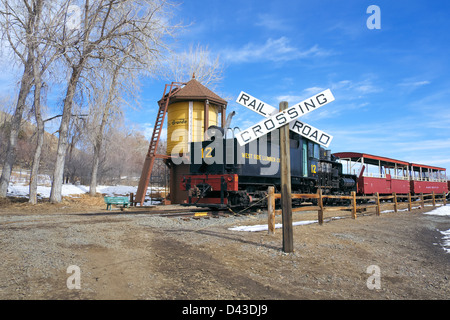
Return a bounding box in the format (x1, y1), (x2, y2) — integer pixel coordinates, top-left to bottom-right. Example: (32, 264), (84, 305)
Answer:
(224, 111), (235, 138)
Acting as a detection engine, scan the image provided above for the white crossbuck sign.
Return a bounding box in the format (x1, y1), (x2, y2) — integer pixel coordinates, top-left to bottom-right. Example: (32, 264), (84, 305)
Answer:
(235, 89), (335, 147)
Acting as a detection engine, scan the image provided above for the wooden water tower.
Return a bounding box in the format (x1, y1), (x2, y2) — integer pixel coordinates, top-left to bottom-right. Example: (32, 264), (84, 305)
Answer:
(135, 76), (227, 205)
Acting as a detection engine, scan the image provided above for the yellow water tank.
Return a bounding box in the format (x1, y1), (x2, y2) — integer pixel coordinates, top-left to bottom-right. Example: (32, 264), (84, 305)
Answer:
(167, 101), (218, 155)
(162, 78), (227, 204)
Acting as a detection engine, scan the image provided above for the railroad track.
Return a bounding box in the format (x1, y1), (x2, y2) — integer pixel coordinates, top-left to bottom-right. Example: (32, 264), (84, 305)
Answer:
(158, 209), (235, 220)
(126, 205), (265, 220)
(0, 203), (267, 228)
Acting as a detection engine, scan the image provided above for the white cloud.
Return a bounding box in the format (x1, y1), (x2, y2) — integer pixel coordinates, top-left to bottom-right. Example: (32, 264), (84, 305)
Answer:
(392, 139), (450, 153)
(275, 95), (303, 105)
(303, 86), (326, 95)
(222, 37), (331, 64)
(254, 13), (289, 31)
(398, 80), (430, 87)
(275, 86), (326, 106)
(355, 84), (380, 94)
(331, 80), (352, 89)
(329, 78), (382, 99)
(327, 116), (450, 172)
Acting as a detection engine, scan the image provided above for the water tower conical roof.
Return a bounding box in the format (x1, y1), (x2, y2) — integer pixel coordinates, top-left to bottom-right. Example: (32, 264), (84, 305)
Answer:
(163, 78), (227, 106)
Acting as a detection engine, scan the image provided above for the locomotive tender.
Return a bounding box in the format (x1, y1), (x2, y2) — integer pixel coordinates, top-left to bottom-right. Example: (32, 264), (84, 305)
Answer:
(180, 127), (357, 209)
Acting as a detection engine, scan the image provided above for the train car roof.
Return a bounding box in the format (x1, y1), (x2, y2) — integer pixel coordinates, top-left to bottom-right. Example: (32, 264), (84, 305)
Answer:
(332, 152), (410, 166)
(409, 163), (446, 171)
(333, 152), (446, 171)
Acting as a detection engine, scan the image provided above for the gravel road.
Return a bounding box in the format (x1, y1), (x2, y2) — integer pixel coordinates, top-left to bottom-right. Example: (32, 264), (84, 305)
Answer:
(0, 199), (449, 300)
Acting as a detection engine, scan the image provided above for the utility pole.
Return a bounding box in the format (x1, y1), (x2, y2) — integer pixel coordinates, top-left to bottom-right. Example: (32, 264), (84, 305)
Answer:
(279, 101), (294, 253)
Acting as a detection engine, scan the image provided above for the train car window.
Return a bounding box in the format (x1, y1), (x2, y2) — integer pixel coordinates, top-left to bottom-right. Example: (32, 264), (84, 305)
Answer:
(290, 139), (299, 149)
(314, 144), (320, 159)
(431, 171), (436, 181)
(308, 142), (314, 158)
(302, 141), (308, 177)
(396, 168), (405, 178)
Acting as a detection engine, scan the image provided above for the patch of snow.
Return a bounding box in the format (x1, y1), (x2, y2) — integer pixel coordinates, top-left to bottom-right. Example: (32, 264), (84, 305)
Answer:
(423, 204), (450, 217)
(6, 181), (162, 205)
(423, 204), (450, 254)
(6, 183), (137, 198)
(229, 220), (318, 232)
(382, 206), (423, 213)
(440, 229), (450, 254)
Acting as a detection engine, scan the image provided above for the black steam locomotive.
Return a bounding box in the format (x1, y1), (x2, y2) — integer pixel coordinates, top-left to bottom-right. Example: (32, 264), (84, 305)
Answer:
(180, 127), (357, 209)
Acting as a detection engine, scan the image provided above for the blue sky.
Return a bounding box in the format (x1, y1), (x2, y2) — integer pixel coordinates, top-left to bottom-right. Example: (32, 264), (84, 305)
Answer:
(1, 0), (450, 174)
(133, 0), (450, 173)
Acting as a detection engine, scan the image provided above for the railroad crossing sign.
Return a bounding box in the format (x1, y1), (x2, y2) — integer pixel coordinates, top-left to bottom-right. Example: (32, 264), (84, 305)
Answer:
(235, 89), (335, 147)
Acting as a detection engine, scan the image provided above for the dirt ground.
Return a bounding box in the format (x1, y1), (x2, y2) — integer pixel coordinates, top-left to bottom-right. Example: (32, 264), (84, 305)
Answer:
(0, 195), (449, 302)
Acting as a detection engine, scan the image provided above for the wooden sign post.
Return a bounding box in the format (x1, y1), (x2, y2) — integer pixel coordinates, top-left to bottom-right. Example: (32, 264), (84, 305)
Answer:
(234, 88), (336, 253)
(267, 186), (276, 235)
(279, 101), (294, 253)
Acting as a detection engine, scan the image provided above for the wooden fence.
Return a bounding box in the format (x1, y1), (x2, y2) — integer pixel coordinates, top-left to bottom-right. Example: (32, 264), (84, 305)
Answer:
(267, 186), (448, 234)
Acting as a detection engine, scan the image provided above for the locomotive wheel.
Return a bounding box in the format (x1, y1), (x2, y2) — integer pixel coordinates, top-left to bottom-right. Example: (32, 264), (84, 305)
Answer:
(229, 191), (251, 207)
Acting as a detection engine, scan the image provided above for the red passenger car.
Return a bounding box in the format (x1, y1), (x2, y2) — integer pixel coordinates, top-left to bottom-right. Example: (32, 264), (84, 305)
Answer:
(448, 181), (450, 198)
(333, 152), (448, 196)
(333, 152), (411, 195)
(409, 163), (448, 194)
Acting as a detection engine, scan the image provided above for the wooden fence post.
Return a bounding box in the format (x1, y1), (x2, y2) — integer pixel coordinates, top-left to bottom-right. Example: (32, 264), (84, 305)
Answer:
(393, 192), (398, 213)
(408, 193), (412, 211)
(376, 192), (380, 216)
(420, 193), (424, 209)
(432, 191), (436, 207)
(268, 186), (275, 235)
(130, 193), (134, 206)
(351, 191), (357, 219)
(279, 101), (293, 253)
(443, 192), (447, 206)
(318, 188), (324, 225)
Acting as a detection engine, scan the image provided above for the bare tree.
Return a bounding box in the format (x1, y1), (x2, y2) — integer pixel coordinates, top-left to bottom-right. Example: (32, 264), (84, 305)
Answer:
(49, 0), (180, 203)
(164, 43), (224, 89)
(0, 0), (37, 197)
(27, 0), (46, 204)
(0, 0), (68, 200)
(28, 0), (66, 204)
(98, 125), (150, 185)
(88, 59), (124, 196)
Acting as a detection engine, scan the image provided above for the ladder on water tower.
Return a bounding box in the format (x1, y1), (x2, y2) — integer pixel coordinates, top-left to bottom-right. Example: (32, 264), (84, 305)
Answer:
(134, 82), (185, 206)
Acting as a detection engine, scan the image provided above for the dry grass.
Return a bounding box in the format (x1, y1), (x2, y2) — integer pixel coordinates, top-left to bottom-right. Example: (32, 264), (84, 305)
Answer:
(0, 193), (108, 215)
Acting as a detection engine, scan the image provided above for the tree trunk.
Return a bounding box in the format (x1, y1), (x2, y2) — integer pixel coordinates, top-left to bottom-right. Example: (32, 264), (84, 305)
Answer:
(89, 63), (121, 196)
(89, 143), (100, 196)
(49, 63), (83, 203)
(89, 106), (109, 196)
(29, 52), (45, 204)
(29, 113), (44, 204)
(0, 57), (34, 197)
